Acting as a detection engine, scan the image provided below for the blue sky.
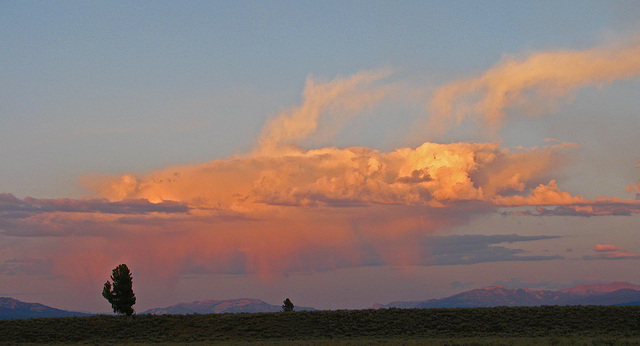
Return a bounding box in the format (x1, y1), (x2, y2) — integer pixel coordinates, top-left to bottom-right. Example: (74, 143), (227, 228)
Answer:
(1, 1), (639, 312)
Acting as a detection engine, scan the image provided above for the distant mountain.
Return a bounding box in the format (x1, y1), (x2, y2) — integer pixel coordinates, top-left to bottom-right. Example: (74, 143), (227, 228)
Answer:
(378, 282), (640, 309)
(568, 288), (640, 306)
(0, 297), (90, 319)
(142, 298), (316, 315)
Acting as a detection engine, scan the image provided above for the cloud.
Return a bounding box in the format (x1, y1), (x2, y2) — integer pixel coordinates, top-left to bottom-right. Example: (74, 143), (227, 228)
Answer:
(3, 38), (640, 289)
(627, 180), (640, 193)
(509, 202), (640, 217)
(596, 252), (640, 259)
(87, 142), (577, 209)
(593, 244), (622, 252)
(0, 193), (192, 238)
(497, 180), (640, 216)
(430, 39), (640, 132)
(583, 244), (640, 260)
(493, 180), (584, 206)
(584, 248), (640, 260)
(256, 70), (395, 154)
(423, 234), (562, 266)
(0, 192), (563, 283)
(0, 193), (189, 215)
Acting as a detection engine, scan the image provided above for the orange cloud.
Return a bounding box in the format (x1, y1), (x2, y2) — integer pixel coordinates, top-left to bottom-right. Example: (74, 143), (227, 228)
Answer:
(88, 141), (576, 210)
(585, 244), (640, 260)
(626, 180), (640, 193)
(593, 244), (621, 252)
(430, 39), (640, 132)
(256, 70), (394, 154)
(493, 180), (585, 207)
(495, 179), (640, 216)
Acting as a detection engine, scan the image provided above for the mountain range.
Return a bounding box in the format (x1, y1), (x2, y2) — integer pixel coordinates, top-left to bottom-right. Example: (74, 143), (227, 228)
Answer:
(0, 297), (89, 319)
(142, 298), (316, 315)
(3, 281), (640, 319)
(376, 281), (640, 309)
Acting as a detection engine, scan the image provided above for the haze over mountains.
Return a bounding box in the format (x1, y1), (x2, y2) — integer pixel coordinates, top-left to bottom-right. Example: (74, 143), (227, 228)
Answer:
(2, 282), (640, 319)
(142, 298), (316, 315)
(376, 282), (640, 309)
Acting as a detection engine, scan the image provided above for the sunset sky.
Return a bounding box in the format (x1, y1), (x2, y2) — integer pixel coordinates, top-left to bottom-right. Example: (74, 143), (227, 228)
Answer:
(1, 1), (640, 313)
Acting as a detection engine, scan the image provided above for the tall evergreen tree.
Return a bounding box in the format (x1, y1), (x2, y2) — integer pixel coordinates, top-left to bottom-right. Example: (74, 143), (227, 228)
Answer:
(102, 264), (136, 316)
(282, 298), (294, 312)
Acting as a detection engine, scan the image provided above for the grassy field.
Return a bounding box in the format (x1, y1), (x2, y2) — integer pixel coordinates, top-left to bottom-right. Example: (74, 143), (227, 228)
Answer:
(1, 305), (640, 344)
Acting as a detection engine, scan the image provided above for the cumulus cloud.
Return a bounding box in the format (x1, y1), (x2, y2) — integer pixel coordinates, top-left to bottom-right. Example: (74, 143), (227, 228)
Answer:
(493, 180), (584, 206)
(430, 39), (640, 132)
(497, 179), (640, 217)
(89, 142), (577, 209)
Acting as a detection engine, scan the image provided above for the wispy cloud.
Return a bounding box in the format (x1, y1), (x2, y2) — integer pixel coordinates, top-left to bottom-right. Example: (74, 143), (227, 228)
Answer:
(0, 193), (189, 215)
(256, 70), (395, 154)
(506, 203), (640, 217)
(430, 39), (640, 133)
(584, 244), (640, 260)
(424, 234), (562, 266)
(593, 244), (622, 252)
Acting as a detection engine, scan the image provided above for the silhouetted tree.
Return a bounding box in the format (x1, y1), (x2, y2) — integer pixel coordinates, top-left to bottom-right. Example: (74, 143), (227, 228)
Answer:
(282, 298), (294, 312)
(102, 264), (136, 316)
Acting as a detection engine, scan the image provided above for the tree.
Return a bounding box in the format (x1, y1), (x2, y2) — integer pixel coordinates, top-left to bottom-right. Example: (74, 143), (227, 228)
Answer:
(102, 264), (136, 316)
(282, 298), (294, 312)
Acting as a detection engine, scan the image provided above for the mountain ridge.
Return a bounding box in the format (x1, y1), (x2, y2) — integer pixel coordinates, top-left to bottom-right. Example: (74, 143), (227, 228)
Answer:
(0, 297), (90, 319)
(378, 282), (640, 309)
(4, 281), (639, 319)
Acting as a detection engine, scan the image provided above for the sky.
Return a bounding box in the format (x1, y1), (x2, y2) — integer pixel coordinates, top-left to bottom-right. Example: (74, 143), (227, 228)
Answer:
(1, 1), (640, 313)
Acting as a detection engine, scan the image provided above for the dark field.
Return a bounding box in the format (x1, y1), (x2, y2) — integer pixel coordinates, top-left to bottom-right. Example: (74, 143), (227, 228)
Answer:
(2, 305), (640, 344)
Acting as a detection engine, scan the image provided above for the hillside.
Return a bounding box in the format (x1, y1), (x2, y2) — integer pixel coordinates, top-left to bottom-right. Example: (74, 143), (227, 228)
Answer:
(0, 297), (89, 319)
